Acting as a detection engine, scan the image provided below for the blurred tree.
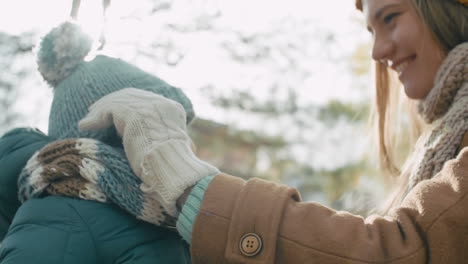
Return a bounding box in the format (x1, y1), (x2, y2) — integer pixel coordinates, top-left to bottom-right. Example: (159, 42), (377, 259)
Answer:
(0, 0), (383, 213)
(0, 31), (35, 134)
(131, 0), (383, 213)
(318, 99), (369, 125)
(189, 118), (287, 179)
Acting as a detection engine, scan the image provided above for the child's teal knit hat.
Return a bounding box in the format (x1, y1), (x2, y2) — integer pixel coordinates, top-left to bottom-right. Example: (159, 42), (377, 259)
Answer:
(37, 21), (195, 146)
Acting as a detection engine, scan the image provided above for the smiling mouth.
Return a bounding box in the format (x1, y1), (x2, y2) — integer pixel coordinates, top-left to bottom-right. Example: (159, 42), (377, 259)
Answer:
(392, 55), (417, 76)
(395, 61), (410, 75)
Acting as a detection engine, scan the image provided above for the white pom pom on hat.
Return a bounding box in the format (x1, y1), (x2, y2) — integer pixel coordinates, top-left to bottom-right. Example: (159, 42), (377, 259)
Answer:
(36, 21), (92, 87)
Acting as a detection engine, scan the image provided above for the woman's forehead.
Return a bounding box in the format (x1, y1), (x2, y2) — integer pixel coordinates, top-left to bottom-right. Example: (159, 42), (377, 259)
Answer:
(363, 0), (406, 20)
(362, 0), (405, 10)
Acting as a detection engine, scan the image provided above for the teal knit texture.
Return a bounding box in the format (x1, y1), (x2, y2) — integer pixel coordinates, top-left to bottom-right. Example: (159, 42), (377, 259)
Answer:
(36, 22), (195, 147)
(176, 175), (215, 244)
(48, 55), (195, 145)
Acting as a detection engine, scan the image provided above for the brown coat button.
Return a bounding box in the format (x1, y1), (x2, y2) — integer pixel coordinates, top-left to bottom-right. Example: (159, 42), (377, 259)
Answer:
(239, 233), (262, 257)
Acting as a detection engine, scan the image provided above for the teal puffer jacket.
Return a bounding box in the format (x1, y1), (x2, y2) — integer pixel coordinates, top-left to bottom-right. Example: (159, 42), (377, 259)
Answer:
(0, 128), (190, 263)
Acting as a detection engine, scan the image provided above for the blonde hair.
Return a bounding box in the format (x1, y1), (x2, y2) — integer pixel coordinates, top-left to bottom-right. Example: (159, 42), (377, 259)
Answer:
(356, 0), (468, 211)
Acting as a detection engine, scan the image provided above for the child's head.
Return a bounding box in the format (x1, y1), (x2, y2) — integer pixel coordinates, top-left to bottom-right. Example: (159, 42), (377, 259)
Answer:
(36, 22), (195, 147)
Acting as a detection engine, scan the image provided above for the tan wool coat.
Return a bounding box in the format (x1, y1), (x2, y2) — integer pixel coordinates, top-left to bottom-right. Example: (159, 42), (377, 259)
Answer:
(191, 145), (468, 263)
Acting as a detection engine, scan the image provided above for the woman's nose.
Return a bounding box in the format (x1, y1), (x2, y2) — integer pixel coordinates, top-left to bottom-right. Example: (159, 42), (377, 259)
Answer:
(371, 34), (395, 63)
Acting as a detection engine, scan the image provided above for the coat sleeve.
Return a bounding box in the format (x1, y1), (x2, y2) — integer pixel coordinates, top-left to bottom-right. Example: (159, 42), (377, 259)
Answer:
(191, 148), (468, 263)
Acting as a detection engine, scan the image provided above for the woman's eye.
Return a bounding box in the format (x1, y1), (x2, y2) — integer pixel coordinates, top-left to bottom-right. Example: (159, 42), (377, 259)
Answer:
(383, 12), (400, 24)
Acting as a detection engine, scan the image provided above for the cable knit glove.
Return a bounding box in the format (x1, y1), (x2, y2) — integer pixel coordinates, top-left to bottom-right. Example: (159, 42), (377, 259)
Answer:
(79, 88), (219, 217)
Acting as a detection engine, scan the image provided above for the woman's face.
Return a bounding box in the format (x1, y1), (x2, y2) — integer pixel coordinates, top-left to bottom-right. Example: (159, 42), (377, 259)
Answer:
(363, 0), (446, 99)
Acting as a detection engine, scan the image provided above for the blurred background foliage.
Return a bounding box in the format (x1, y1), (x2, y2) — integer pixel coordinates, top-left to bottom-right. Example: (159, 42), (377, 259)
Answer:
(0, 0), (390, 215)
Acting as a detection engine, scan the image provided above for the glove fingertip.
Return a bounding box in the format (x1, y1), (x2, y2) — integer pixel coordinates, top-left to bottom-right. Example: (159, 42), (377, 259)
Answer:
(79, 116), (108, 131)
(78, 118), (96, 131)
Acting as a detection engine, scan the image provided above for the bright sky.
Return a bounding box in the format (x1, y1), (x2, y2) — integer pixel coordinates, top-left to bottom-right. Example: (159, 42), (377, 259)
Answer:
(0, 1), (362, 33)
(0, 0), (371, 140)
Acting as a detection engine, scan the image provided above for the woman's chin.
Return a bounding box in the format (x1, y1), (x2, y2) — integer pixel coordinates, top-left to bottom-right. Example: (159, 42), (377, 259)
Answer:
(403, 83), (432, 100)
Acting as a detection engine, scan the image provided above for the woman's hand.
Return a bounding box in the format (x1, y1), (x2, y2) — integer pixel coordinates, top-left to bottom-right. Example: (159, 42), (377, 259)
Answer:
(79, 88), (219, 217)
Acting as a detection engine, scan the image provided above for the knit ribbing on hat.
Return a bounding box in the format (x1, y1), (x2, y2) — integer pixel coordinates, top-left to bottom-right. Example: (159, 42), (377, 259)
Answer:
(37, 22), (195, 145)
(408, 42), (468, 190)
(18, 138), (176, 227)
(47, 55), (195, 144)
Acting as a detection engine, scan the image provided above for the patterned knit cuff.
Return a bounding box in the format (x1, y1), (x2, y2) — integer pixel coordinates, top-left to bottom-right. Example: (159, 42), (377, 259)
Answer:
(176, 175), (215, 244)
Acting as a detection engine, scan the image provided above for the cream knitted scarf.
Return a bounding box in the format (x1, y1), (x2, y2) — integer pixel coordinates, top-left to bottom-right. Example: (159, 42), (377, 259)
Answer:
(408, 42), (468, 190)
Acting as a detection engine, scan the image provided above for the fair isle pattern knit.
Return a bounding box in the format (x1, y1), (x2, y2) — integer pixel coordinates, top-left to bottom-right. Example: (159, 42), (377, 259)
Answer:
(18, 138), (176, 227)
(409, 42), (468, 190)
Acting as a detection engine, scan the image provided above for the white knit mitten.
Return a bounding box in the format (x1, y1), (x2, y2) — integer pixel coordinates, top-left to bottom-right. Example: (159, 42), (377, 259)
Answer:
(79, 88), (219, 216)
